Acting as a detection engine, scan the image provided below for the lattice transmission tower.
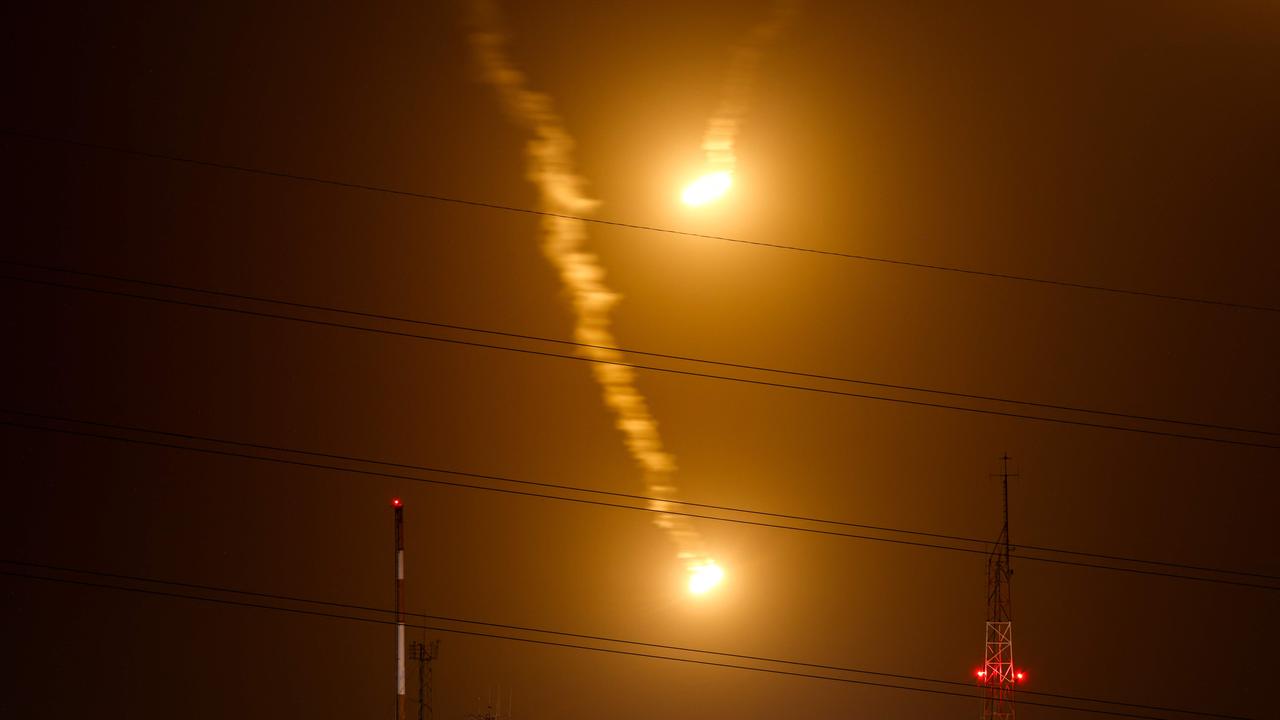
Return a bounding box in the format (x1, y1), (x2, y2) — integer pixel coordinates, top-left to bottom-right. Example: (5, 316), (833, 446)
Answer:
(977, 454), (1024, 720)
(410, 638), (441, 720)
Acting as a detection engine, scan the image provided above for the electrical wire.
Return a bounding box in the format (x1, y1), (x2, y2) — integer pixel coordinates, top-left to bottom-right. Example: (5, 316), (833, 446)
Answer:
(6, 259), (1274, 440)
(3, 414), (1276, 591)
(4, 273), (1278, 451)
(3, 558), (1249, 720)
(0, 565), (1252, 720)
(0, 409), (1267, 581)
(3, 128), (1276, 314)
(7, 408), (1273, 582)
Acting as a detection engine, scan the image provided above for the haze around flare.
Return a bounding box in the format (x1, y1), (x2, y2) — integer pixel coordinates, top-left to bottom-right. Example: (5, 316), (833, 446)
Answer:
(468, 1), (712, 582)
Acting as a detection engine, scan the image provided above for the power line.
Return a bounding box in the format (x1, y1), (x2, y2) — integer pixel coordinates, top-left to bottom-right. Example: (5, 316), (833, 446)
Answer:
(7, 259), (1275, 440)
(7, 407), (1269, 579)
(2, 128), (1275, 315)
(5, 559), (1250, 720)
(4, 413), (1275, 591)
(0, 566), (1250, 720)
(7, 410), (1271, 583)
(5, 273), (1278, 452)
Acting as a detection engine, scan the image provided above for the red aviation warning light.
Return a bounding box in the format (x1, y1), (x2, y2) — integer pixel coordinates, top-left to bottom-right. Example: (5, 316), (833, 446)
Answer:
(391, 497), (402, 508)
(974, 667), (1027, 684)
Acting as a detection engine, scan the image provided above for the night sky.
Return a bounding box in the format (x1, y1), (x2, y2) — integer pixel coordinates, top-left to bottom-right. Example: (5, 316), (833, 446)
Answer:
(3, 2), (1279, 719)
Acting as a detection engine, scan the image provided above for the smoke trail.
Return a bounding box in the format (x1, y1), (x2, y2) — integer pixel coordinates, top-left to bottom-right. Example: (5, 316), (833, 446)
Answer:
(468, 2), (710, 574)
(700, 0), (799, 176)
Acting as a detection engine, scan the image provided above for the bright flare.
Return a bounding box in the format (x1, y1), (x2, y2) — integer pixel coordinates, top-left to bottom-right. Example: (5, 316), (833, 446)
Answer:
(687, 561), (725, 595)
(681, 172), (732, 206)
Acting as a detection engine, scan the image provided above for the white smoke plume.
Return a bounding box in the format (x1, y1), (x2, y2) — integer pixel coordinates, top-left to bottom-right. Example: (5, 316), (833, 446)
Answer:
(700, 0), (799, 175)
(468, 1), (709, 571)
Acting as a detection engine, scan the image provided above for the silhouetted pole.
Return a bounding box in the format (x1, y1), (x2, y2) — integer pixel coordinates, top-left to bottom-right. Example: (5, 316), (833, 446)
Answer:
(394, 498), (406, 720)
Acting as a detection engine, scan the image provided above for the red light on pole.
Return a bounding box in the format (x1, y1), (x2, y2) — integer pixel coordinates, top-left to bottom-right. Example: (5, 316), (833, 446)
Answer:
(392, 497), (402, 507)
(1016, 671), (1025, 682)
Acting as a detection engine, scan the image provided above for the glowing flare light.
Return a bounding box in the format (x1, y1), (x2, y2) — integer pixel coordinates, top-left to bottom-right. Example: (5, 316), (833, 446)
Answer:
(687, 561), (726, 595)
(681, 172), (732, 206)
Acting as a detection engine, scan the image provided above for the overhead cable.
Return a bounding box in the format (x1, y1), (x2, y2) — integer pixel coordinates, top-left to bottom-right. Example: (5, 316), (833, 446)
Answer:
(1, 566), (1251, 720)
(6, 259), (1274, 440)
(4, 273), (1277, 451)
(4, 414), (1275, 591)
(2, 129), (1275, 314)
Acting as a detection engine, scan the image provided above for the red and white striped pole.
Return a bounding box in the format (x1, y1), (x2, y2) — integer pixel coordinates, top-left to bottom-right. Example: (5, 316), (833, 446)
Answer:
(393, 498), (406, 720)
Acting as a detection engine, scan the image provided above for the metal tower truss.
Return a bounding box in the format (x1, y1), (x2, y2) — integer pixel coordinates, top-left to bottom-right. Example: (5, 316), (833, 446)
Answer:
(981, 621), (1015, 720)
(411, 638), (441, 720)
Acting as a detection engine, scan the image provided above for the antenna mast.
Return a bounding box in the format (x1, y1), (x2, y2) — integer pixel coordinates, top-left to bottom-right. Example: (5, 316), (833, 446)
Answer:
(394, 498), (407, 720)
(979, 455), (1019, 720)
